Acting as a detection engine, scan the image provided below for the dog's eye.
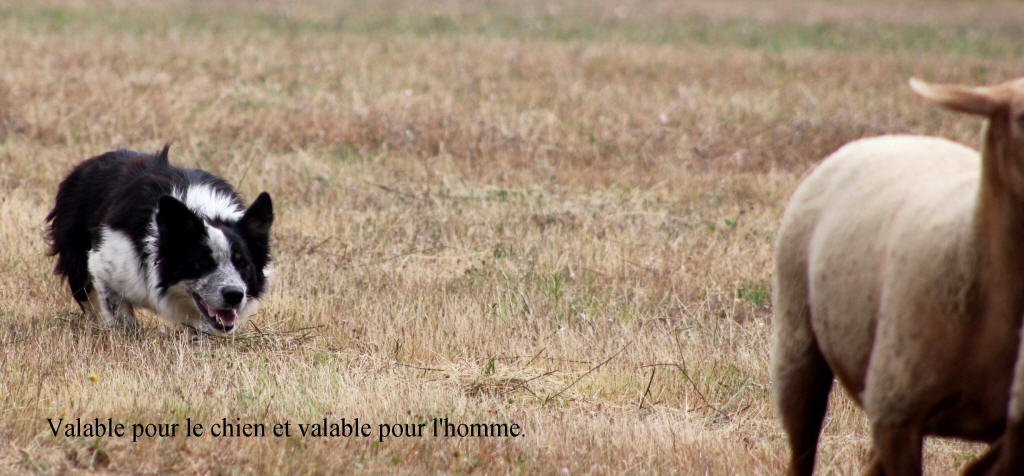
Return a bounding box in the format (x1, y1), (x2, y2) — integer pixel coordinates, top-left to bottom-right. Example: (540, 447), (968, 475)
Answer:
(232, 251), (248, 269)
(193, 257), (215, 272)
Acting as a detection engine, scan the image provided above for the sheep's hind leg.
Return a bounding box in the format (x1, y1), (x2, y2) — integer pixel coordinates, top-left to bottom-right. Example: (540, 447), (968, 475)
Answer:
(964, 424), (1024, 476)
(772, 307), (834, 476)
(961, 439), (999, 476)
(870, 421), (923, 476)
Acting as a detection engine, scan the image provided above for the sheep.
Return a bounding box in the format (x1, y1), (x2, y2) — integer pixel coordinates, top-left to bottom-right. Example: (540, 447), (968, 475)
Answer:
(772, 76), (1024, 476)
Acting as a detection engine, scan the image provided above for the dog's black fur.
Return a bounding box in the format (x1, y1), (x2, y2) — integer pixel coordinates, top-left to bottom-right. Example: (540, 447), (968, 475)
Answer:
(47, 145), (273, 334)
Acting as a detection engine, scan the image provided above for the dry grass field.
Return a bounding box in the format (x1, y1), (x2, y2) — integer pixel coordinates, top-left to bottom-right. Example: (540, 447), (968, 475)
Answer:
(1, 0), (1022, 473)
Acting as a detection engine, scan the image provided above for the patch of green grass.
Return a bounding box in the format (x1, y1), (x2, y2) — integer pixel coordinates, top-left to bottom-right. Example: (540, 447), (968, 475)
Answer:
(536, 270), (568, 305)
(4, 4), (1024, 58)
(736, 282), (769, 307)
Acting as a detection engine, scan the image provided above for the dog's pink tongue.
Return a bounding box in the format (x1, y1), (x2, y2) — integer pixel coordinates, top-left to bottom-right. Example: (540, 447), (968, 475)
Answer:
(214, 309), (237, 324)
(201, 299), (237, 325)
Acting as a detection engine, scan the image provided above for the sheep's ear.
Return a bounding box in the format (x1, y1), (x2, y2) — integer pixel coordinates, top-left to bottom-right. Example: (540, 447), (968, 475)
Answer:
(909, 78), (1007, 117)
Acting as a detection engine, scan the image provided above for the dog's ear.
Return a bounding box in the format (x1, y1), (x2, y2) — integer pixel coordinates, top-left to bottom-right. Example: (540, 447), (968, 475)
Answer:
(240, 192), (273, 238)
(156, 195), (204, 239)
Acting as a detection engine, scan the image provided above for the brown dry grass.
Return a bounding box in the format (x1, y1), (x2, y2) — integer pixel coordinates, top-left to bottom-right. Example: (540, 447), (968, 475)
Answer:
(0, 0), (1019, 473)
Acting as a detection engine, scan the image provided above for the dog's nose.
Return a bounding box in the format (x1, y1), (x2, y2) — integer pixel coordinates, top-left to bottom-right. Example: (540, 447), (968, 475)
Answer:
(221, 287), (244, 306)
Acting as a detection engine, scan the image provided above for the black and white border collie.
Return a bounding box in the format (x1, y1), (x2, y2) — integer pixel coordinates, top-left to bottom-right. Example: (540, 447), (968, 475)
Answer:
(46, 145), (273, 335)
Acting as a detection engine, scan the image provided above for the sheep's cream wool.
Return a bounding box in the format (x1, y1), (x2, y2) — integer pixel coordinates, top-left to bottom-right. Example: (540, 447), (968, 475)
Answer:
(773, 77), (1024, 475)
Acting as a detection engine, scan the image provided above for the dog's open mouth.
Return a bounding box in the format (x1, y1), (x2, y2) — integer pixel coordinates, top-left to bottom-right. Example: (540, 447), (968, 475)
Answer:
(191, 293), (237, 333)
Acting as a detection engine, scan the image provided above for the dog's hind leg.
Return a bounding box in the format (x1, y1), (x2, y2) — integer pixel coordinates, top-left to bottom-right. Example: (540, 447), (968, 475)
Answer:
(80, 285), (103, 321)
(92, 281), (139, 331)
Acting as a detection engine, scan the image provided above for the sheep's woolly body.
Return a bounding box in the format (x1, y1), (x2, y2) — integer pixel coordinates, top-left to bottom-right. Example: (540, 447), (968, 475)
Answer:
(774, 135), (1017, 425)
(774, 77), (1024, 475)
(778, 137), (971, 374)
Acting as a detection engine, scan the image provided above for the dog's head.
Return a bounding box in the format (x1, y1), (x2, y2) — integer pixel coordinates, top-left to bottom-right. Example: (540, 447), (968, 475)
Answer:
(153, 192), (273, 335)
